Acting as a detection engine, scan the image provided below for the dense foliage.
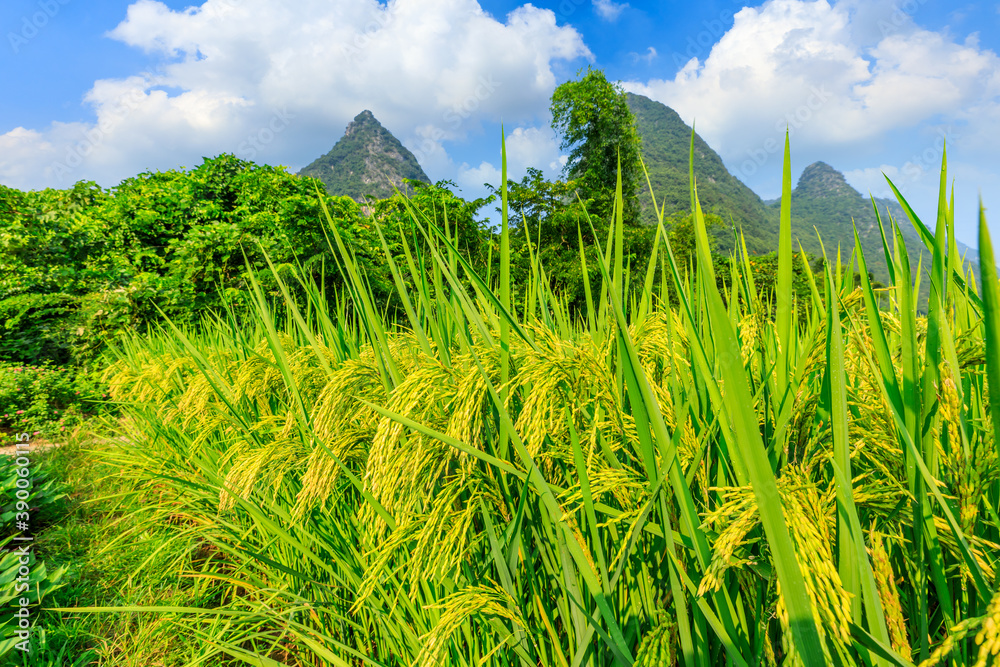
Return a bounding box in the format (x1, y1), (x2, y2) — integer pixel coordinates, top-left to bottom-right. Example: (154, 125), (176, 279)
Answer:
(5, 73), (901, 370)
(0, 156), (491, 367)
(551, 67), (643, 225)
(0, 363), (99, 448)
(2, 149), (784, 371)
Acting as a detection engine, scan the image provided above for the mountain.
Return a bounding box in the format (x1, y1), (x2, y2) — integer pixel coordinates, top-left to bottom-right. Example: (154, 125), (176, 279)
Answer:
(782, 161), (908, 267)
(298, 110), (430, 201)
(626, 93), (776, 254)
(771, 161), (978, 294)
(624, 93), (977, 301)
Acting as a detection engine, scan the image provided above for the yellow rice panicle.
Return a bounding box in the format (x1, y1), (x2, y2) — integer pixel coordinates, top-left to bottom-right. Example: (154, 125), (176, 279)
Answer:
(413, 584), (527, 667)
(868, 530), (912, 661)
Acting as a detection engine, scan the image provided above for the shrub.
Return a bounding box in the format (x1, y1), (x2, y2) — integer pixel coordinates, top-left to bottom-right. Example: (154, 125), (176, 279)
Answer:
(0, 364), (102, 447)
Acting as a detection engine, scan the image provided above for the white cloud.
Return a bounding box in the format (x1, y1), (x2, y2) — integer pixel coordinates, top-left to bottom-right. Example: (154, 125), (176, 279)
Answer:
(593, 0), (627, 22)
(625, 0), (1000, 164)
(505, 126), (564, 175)
(456, 125), (563, 191)
(457, 161), (502, 190)
(630, 47), (657, 64)
(0, 0), (590, 190)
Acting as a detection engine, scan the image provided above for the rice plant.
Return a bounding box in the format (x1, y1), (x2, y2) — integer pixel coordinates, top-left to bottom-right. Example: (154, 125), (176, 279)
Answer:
(69, 134), (1000, 667)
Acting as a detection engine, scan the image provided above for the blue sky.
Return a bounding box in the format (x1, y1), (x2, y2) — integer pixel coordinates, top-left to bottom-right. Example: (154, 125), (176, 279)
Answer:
(2, 0), (999, 246)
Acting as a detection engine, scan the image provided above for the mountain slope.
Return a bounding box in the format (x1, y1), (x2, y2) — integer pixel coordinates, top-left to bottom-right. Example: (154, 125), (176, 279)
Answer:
(773, 161), (978, 295)
(626, 92), (776, 253)
(298, 110), (429, 201)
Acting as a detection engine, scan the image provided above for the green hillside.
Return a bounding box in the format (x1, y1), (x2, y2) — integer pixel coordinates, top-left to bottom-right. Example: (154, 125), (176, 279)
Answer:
(626, 92), (776, 253)
(625, 93), (979, 293)
(782, 161), (907, 279)
(298, 110), (429, 201)
(772, 161), (978, 292)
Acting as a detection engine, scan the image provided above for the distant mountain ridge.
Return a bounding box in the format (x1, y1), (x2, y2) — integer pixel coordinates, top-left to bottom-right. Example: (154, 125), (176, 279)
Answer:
(778, 161), (909, 283)
(624, 93), (976, 294)
(770, 160), (978, 293)
(298, 110), (429, 201)
(297, 99), (977, 298)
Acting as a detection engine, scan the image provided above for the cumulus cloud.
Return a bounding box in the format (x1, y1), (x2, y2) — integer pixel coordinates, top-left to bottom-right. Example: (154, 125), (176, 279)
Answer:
(0, 0), (590, 190)
(456, 125), (563, 191)
(505, 126), (565, 174)
(593, 0), (627, 22)
(625, 0), (1000, 170)
(457, 161), (502, 190)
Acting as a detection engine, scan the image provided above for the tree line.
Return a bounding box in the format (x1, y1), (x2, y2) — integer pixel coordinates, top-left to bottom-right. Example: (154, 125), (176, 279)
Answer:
(0, 68), (807, 367)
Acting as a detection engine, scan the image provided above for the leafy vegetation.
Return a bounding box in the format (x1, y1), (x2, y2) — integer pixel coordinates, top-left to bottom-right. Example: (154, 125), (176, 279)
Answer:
(0, 444), (71, 660)
(3, 66), (998, 666)
(0, 430), (233, 666)
(0, 156), (491, 368)
(0, 363), (101, 448)
(552, 67), (643, 225)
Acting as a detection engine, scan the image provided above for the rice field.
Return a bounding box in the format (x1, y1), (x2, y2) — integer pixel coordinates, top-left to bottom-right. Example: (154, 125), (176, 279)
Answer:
(64, 137), (1000, 666)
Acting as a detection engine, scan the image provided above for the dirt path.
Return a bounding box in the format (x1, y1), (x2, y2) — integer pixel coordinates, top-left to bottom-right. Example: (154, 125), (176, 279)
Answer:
(0, 440), (63, 456)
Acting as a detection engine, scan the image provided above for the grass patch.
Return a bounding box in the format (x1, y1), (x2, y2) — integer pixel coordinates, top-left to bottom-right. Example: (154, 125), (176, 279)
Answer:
(1, 427), (237, 666)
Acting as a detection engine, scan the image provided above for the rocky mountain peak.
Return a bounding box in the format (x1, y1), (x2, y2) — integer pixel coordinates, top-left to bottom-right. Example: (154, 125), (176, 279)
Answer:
(795, 161), (859, 199)
(344, 110), (378, 136)
(298, 110), (429, 201)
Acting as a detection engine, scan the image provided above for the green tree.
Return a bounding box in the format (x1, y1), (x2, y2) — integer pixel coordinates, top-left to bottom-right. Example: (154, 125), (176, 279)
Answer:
(0, 156), (397, 364)
(489, 168), (655, 316)
(96, 155), (393, 324)
(550, 67), (642, 225)
(371, 179), (493, 272)
(0, 182), (114, 364)
(0, 158), (499, 365)
(496, 168), (594, 310)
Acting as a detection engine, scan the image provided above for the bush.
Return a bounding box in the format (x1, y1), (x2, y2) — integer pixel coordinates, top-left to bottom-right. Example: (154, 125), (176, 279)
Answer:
(0, 293), (81, 366)
(0, 364), (103, 447)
